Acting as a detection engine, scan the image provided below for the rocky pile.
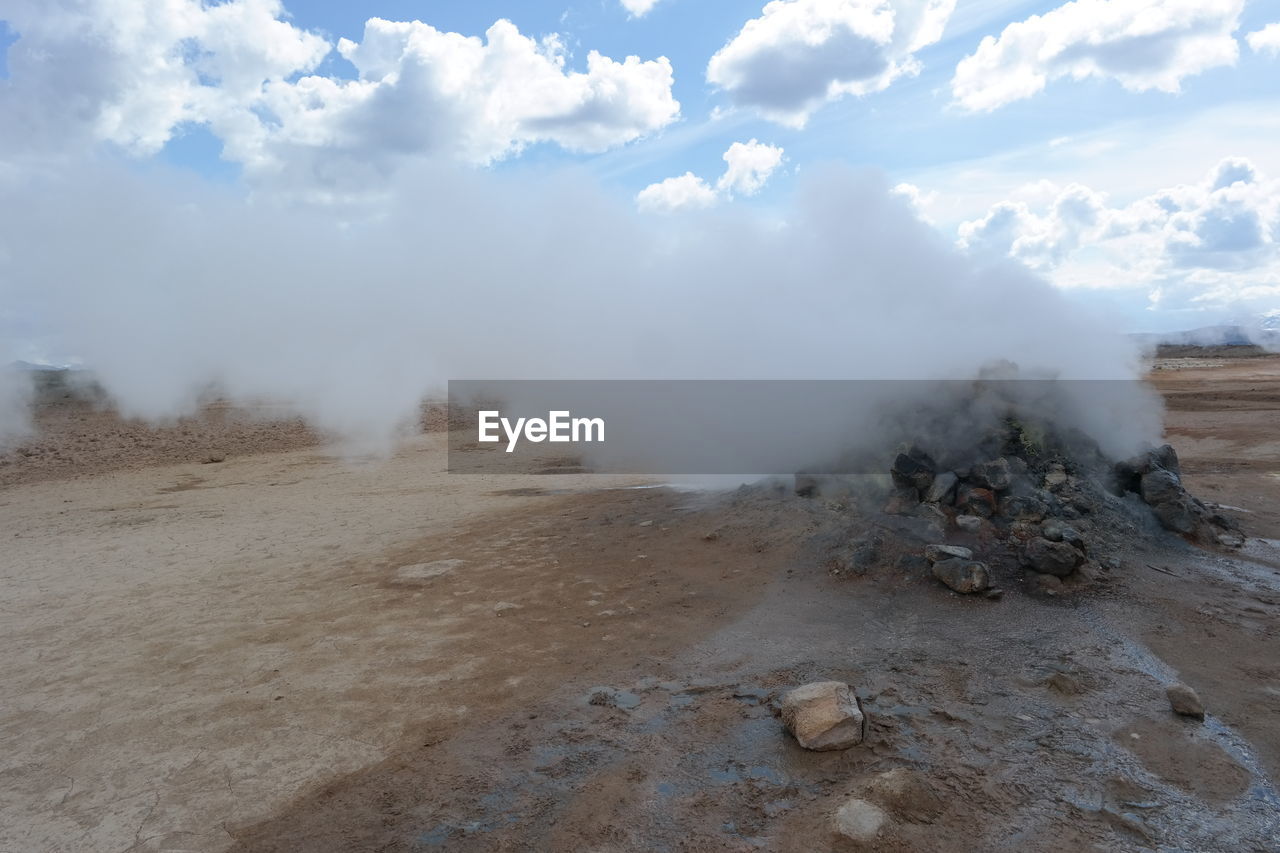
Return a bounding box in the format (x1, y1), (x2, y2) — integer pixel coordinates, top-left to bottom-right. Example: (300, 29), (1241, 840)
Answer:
(1114, 445), (1245, 547)
(801, 416), (1242, 595)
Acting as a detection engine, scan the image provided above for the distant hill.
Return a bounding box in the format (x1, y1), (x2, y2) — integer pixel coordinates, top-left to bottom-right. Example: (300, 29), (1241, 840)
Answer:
(9, 360), (69, 372)
(1132, 315), (1280, 353)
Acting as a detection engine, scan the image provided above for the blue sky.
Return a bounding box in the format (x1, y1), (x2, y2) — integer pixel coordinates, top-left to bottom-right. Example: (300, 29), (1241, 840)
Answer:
(1, 0), (1279, 338)
(150, 0), (1280, 207)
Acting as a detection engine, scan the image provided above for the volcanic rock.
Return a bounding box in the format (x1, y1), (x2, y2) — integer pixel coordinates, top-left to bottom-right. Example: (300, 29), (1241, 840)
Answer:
(924, 544), (972, 563)
(780, 681), (865, 751)
(831, 533), (882, 576)
(970, 457), (1013, 491)
(1166, 683), (1205, 720)
(1040, 519), (1085, 552)
(890, 448), (936, 493)
(954, 514), (984, 534)
(923, 471), (958, 504)
(1000, 494), (1047, 521)
(1022, 537), (1083, 576)
(955, 484), (997, 518)
(1140, 468), (1184, 507)
(931, 558), (990, 594)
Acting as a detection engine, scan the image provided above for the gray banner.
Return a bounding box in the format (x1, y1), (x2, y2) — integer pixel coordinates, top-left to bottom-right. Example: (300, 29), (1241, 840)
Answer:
(446, 379), (1160, 475)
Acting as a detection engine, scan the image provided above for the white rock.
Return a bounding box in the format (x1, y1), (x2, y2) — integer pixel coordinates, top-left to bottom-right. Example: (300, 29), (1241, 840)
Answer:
(924, 471), (958, 503)
(955, 514), (984, 533)
(833, 797), (888, 842)
(780, 681), (865, 751)
(493, 601), (521, 616)
(1166, 683), (1205, 719)
(924, 544), (972, 563)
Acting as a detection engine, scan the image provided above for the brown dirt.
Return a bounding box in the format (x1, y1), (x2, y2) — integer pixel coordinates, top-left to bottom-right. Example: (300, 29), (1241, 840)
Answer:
(0, 373), (450, 488)
(2, 359), (1279, 851)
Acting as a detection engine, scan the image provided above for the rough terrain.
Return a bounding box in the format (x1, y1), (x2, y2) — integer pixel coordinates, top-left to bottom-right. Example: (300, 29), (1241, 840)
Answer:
(1, 354), (1278, 851)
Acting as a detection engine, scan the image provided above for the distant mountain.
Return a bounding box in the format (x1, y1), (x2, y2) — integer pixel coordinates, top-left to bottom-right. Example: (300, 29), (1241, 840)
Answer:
(8, 360), (69, 372)
(1132, 316), (1280, 351)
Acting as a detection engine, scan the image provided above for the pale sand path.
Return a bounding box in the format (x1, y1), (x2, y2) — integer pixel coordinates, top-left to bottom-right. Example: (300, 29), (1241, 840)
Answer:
(0, 434), (641, 852)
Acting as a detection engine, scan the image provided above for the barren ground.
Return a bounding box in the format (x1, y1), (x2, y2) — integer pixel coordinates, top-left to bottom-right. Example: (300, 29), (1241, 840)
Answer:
(2, 357), (1279, 852)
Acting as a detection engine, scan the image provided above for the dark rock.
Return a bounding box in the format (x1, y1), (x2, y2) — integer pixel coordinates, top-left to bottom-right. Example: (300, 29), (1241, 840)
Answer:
(1000, 495), (1047, 521)
(1040, 519), (1085, 553)
(955, 484), (997, 518)
(1023, 537), (1084, 576)
(1151, 496), (1198, 535)
(832, 533), (883, 576)
(1152, 444), (1181, 476)
(878, 514), (945, 544)
(970, 458), (1013, 491)
(1139, 469), (1183, 505)
(931, 558), (990, 594)
(890, 448), (936, 493)
(884, 485), (921, 515)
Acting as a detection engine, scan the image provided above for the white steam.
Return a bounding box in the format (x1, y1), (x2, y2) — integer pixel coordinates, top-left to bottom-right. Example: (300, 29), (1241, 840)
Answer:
(0, 161), (1157, 459)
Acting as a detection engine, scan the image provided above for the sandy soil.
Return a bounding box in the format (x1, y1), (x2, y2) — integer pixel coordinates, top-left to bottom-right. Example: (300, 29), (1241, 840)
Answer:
(2, 358), (1279, 851)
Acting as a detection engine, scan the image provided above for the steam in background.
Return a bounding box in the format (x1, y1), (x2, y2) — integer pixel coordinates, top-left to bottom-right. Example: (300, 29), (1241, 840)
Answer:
(0, 160), (1158, 459)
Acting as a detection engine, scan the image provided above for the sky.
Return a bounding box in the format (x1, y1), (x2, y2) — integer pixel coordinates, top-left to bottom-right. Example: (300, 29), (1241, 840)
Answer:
(0, 0), (1278, 357)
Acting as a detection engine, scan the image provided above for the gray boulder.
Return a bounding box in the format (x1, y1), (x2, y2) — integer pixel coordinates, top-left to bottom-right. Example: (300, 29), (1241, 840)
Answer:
(931, 558), (990, 594)
(1040, 519), (1085, 552)
(890, 448), (936, 493)
(970, 458), (1013, 491)
(1023, 537), (1083, 576)
(924, 471), (959, 504)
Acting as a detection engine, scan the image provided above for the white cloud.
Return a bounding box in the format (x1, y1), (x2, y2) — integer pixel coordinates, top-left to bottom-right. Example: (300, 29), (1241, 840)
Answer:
(955, 157), (1280, 314)
(0, 3), (679, 188)
(0, 0), (330, 155)
(620, 0), (662, 18)
(638, 139), (786, 211)
(1247, 22), (1280, 55)
(247, 18), (679, 181)
(636, 172), (718, 212)
(706, 0), (956, 127)
(717, 139), (785, 196)
(952, 0), (1244, 112)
